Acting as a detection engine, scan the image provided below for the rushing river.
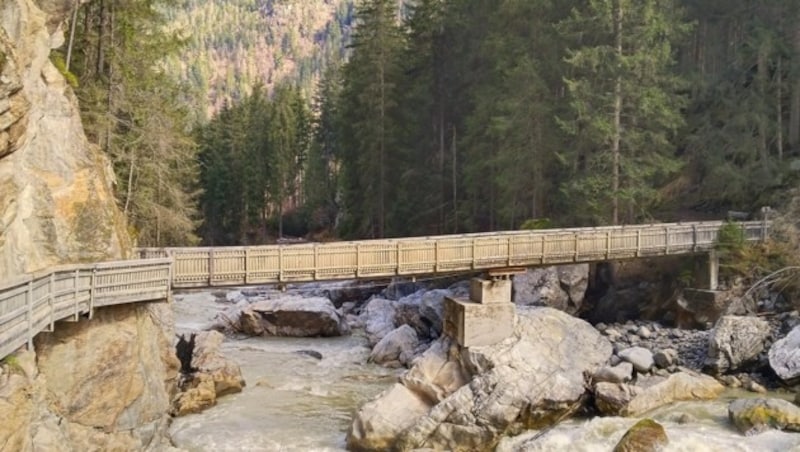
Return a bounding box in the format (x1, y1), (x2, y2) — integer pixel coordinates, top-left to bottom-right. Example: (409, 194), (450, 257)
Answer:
(169, 290), (800, 452)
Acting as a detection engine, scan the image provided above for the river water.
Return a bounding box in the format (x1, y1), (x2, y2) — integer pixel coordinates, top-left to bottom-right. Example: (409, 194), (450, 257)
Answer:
(169, 290), (800, 452)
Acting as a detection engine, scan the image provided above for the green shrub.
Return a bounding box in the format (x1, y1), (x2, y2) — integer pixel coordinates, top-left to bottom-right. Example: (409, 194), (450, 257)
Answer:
(520, 218), (553, 230)
(49, 52), (79, 88)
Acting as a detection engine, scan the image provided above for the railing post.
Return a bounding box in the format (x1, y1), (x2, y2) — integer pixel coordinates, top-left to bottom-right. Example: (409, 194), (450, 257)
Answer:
(48, 273), (55, 332)
(208, 249), (215, 286)
(665, 226), (670, 254)
(279, 246), (284, 282)
(244, 248), (250, 284)
(506, 236), (512, 266)
(636, 229), (641, 257)
(471, 239), (477, 269)
(573, 233), (579, 261)
(73, 269), (79, 320)
(541, 235), (547, 263)
(605, 230), (611, 259)
(396, 241), (402, 274)
(692, 225), (698, 252)
(761, 207), (770, 242)
(435, 241), (440, 272)
(26, 279), (33, 350)
(313, 245), (318, 281)
(355, 244), (361, 278)
(88, 268), (96, 319)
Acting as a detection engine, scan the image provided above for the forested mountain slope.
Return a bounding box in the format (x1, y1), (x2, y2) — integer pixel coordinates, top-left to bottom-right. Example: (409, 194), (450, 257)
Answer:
(164, 0), (354, 117)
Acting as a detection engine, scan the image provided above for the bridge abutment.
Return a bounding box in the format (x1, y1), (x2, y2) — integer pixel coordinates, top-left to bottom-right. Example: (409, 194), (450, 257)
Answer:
(444, 270), (520, 347)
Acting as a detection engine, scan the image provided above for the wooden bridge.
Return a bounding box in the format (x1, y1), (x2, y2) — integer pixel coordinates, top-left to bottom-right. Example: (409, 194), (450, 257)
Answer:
(0, 220), (769, 359)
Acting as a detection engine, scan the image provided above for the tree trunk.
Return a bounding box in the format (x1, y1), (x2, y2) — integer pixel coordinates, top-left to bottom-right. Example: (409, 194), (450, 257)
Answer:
(66, 4), (79, 71)
(778, 56), (784, 160)
(451, 126), (457, 233)
(611, 0), (623, 225)
(789, 18), (800, 151)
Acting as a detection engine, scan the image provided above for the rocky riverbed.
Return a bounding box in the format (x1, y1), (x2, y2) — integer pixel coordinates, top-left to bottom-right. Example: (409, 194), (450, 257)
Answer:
(168, 266), (800, 451)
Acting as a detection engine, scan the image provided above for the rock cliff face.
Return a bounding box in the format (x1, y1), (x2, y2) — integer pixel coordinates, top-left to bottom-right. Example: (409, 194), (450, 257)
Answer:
(0, 1), (177, 450)
(0, 0), (129, 280)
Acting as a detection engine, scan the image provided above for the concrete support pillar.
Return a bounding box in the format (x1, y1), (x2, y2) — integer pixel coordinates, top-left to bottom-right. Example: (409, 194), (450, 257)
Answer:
(444, 272), (518, 347)
(694, 250), (719, 291)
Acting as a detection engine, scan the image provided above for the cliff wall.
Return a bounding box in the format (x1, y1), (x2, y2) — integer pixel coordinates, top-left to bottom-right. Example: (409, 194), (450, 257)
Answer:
(0, 1), (178, 450)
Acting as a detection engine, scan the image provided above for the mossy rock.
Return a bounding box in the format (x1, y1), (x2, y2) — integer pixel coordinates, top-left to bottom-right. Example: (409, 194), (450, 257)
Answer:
(613, 419), (668, 452)
(728, 398), (800, 435)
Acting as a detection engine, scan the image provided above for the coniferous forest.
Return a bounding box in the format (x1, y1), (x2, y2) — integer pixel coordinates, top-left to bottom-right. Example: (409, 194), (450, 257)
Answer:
(59, 0), (800, 246)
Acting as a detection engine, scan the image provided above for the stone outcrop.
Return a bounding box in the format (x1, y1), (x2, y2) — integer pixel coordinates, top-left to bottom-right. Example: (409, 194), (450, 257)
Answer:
(705, 316), (770, 374)
(768, 325), (800, 383)
(593, 371), (724, 416)
(347, 307), (611, 451)
(239, 296), (350, 337)
(0, 303), (180, 450)
(0, 0), (129, 280)
(172, 331), (245, 416)
(512, 264), (589, 314)
(728, 398), (800, 435)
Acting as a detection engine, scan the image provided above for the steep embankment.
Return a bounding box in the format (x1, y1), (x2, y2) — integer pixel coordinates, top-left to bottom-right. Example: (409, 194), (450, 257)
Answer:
(0, 1), (179, 450)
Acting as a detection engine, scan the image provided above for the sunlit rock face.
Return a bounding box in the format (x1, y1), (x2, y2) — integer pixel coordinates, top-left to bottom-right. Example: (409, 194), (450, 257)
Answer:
(0, 2), (177, 450)
(0, 0), (129, 281)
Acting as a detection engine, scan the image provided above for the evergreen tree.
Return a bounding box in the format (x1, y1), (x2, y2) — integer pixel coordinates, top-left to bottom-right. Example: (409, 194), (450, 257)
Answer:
(559, 0), (691, 225)
(337, 0), (403, 238)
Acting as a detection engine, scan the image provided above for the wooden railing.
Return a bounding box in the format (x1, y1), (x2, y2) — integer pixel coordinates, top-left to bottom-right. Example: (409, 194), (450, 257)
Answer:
(137, 220), (769, 289)
(0, 259), (171, 359)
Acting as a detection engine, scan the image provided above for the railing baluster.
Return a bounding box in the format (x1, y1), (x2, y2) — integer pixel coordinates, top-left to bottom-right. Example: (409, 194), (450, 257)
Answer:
(26, 279), (33, 349)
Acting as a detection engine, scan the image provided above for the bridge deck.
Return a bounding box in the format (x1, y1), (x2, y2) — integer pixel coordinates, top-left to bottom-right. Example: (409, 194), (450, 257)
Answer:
(0, 220), (768, 360)
(138, 220), (767, 288)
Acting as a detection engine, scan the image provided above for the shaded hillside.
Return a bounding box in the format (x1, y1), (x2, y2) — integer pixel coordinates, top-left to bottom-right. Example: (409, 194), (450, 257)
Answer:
(165, 0), (354, 118)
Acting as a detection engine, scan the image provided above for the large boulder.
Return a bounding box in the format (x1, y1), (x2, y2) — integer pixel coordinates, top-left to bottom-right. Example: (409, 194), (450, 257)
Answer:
(513, 264), (589, 314)
(705, 316), (770, 374)
(369, 325), (419, 368)
(728, 398), (800, 435)
(362, 298), (398, 346)
(769, 325), (800, 383)
(347, 307), (612, 451)
(238, 296), (349, 337)
(594, 371), (724, 416)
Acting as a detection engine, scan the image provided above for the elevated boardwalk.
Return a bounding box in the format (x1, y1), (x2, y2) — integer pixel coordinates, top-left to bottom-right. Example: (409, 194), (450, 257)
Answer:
(0, 220), (768, 359)
(138, 221), (767, 288)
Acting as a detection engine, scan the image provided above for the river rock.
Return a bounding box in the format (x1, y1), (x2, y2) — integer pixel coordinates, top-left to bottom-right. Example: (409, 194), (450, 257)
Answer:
(705, 316), (770, 374)
(594, 371), (724, 416)
(239, 296), (349, 337)
(593, 362), (634, 384)
(347, 307), (612, 451)
(370, 325), (419, 367)
(613, 419), (668, 452)
(618, 347), (654, 373)
(512, 264), (589, 314)
(728, 398), (800, 435)
(654, 348), (678, 369)
(768, 325), (800, 383)
(400, 339), (468, 404)
(362, 298), (398, 346)
(172, 331), (245, 416)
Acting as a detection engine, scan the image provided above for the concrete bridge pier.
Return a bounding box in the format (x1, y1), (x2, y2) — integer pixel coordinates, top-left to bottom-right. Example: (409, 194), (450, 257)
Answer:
(693, 250), (719, 291)
(443, 269), (521, 347)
